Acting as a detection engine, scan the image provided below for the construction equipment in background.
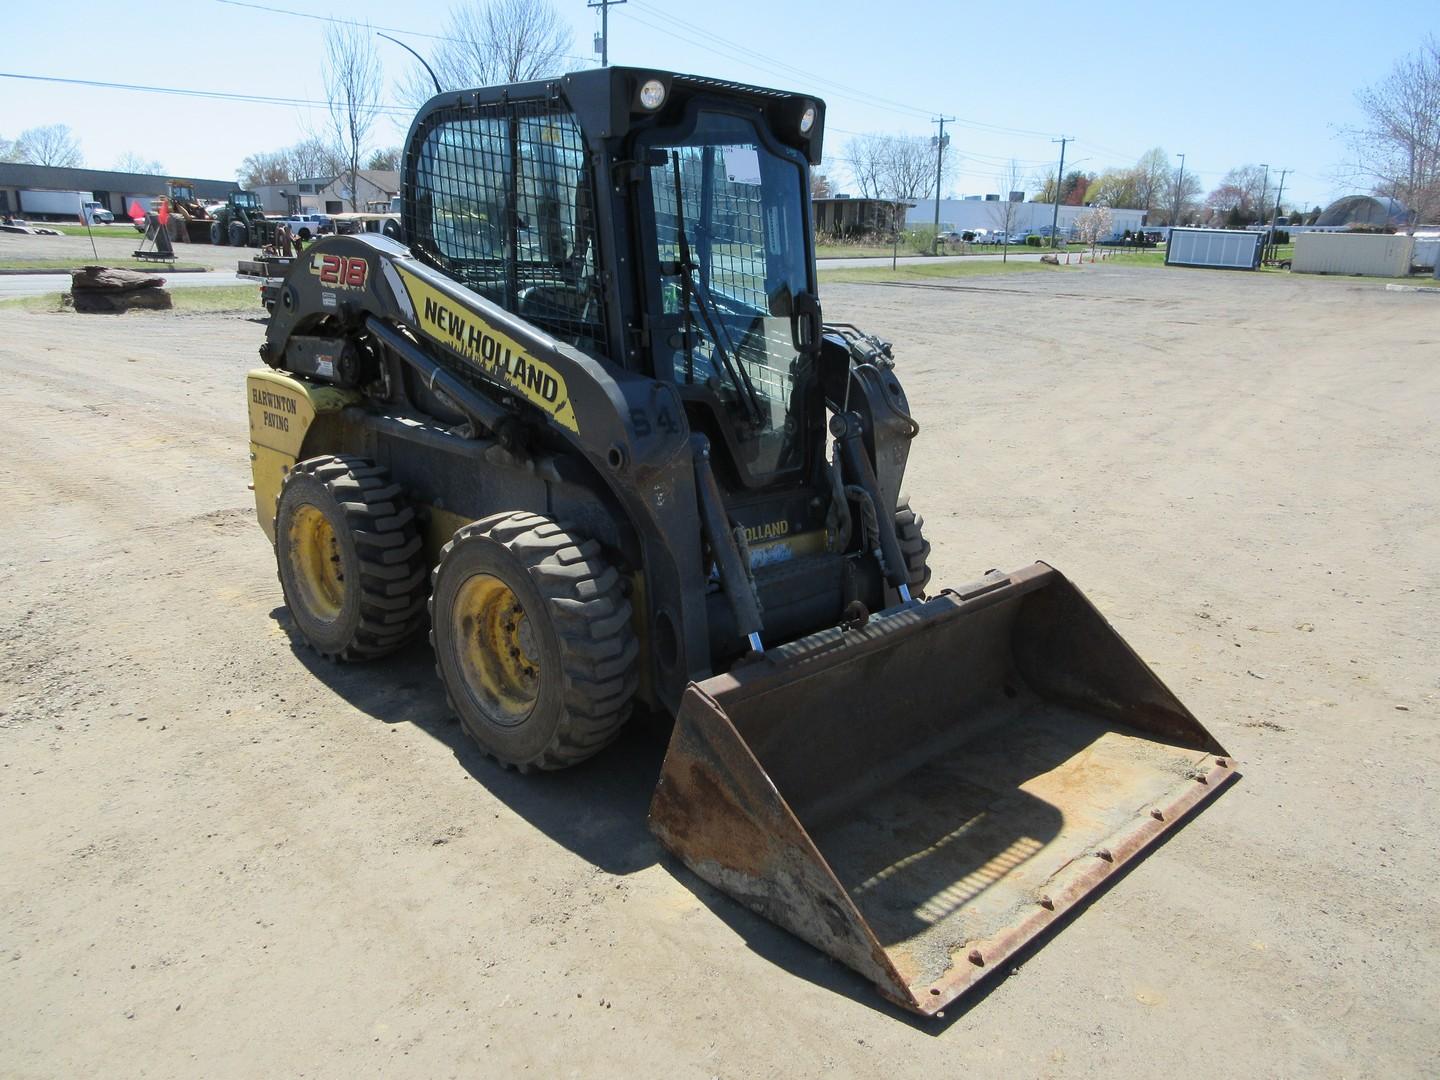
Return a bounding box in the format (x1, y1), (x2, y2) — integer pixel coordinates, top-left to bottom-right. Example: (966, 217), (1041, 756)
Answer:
(208, 191), (286, 247)
(139, 181), (216, 243)
(244, 68), (1236, 1017)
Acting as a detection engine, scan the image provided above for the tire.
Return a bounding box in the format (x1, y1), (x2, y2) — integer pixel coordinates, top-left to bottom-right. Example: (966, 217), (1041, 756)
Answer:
(229, 221), (248, 247)
(895, 496), (932, 597)
(430, 511), (639, 771)
(297, 227), (312, 241)
(382, 219), (401, 240)
(209, 221), (223, 245)
(274, 455), (428, 661)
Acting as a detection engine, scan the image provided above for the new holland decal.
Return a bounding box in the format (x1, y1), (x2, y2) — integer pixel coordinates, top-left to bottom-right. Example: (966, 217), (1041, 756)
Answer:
(394, 264), (578, 433)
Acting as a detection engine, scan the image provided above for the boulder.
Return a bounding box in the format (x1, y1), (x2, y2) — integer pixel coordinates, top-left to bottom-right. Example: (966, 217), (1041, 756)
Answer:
(69, 265), (173, 314)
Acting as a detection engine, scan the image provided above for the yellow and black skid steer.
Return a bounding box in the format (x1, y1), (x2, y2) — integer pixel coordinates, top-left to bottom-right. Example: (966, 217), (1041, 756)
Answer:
(245, 67), (1235, 1016)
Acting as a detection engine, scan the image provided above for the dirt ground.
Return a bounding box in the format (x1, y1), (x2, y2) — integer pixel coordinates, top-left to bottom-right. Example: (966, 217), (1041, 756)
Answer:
(1, 266), (1436, 1078)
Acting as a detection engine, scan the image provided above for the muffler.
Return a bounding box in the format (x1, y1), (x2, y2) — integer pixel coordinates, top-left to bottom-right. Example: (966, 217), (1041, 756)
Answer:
(649, 563), (1236, 1016)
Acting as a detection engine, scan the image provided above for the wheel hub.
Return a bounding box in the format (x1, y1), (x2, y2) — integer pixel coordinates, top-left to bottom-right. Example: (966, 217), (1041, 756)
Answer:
(288, 503), (345, 621)
(452, 573), (540, 725)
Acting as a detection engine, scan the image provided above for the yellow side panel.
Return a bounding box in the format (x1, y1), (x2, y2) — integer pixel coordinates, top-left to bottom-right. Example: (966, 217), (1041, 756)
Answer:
(393, 263), (580, 434)
(245, 369), (360, 542)
(250, 443), (293, 543)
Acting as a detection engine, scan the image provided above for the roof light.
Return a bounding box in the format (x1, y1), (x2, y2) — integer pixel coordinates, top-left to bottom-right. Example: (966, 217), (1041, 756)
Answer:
(799, 105), (816, 134)
(639, 79), (666, 110)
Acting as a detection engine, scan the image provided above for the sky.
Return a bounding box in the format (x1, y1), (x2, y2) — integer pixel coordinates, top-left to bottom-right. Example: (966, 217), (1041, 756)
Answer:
(2, 0), (1436, 211)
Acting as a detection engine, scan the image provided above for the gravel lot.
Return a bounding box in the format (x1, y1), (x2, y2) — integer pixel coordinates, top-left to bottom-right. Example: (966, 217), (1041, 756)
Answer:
(1, 264), (1436, 1078)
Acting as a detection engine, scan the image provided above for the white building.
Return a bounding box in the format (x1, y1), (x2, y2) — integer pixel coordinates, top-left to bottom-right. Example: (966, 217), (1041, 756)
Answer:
(250, 170), (400, 215)
(905, 197), (1148, 240)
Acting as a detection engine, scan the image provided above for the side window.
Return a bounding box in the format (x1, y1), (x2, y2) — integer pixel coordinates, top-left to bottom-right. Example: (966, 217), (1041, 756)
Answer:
(415, 107), (605, 357)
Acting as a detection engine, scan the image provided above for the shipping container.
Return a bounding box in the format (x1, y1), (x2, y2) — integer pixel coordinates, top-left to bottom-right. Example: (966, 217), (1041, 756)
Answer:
(1164, 228), (1262, 270)
(1292, 233), (1414, 277)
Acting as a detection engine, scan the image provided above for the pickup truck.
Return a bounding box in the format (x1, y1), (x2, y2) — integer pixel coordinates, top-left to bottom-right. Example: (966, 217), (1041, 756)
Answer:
(279, 213), (332, 240)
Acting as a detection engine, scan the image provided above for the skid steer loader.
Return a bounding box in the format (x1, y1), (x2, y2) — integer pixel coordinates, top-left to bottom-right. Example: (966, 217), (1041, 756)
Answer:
(246, 68), (1235, 1016)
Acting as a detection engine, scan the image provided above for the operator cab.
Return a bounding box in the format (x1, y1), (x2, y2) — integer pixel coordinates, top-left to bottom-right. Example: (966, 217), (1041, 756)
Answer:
(401, 68), (826, 492)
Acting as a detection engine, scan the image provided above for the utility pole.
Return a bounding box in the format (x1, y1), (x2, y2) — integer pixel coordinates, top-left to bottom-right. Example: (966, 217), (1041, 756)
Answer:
(1172, 152), (1186, 228)
(1050, 136), (1070, 248)
(930, 117), (953, 255)
(588, 0), (626, 67)
(1269, 168), (1290, 262)
(1257, 164), (1269, 229)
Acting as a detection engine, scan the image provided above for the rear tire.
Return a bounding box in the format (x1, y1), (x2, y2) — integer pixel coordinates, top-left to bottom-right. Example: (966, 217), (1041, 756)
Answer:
(430, 512), (638, 771)
(275, 455), (428, 660)
(895, 496), (932, 597)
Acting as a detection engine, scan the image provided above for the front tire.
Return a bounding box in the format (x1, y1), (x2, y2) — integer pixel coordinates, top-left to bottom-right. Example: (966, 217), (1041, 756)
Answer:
(209, 221), (223, 245)
(275, 455), (428, 660)
(430, 512), (638, 771)
(229, 221), (248, 247)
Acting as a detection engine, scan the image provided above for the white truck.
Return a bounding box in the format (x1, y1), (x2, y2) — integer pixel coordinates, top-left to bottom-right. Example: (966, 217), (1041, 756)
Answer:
(18, 189), (92, 221)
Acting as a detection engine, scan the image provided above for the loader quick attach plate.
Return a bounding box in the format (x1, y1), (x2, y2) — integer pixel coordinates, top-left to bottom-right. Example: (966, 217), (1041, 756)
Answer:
(649, 563), (1237, 1017)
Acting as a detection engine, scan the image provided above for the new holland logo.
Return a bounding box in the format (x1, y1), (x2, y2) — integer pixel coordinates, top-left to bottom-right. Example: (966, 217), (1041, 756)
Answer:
(744, 520), (791, 544)
(395, 265), (578, 433)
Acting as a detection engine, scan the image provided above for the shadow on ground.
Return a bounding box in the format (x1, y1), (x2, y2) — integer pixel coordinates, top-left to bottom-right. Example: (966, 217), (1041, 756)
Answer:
(266, 602), (1198, 1031)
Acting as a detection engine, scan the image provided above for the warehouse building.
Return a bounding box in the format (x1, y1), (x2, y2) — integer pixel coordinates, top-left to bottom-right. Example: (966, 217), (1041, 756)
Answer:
(904, 197), (1147, 240)
(0, 163), (232, 220)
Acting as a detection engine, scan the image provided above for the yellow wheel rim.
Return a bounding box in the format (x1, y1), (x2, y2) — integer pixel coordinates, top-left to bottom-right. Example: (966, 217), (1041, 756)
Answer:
(288, 503), (346, 621)
(451, 573), (540, 725)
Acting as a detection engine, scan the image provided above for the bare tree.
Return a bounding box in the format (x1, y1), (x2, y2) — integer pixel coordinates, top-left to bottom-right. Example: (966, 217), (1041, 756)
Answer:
(988, 160), (1025, 260)
(810, 170), (833, 199)
(0, 135), (19, 163)
(324, 22), (384, 211)
(238, 151), (292, 188)
(1163, 169), (1202, 226)
(1031, 167), (1058, 203)
(1347, 36), (1440, 229)
(15, 124), (83, 168)
(399, 0), (573, 105)
(289, 136), (345, 180)
(845, 133), (947, 201)
(114, 152), (164, 175)
(1134, 147), (1171, 217)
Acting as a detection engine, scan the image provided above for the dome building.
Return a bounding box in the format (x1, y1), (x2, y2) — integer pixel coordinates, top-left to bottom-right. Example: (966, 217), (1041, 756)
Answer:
(1315, 195), (1412, 228)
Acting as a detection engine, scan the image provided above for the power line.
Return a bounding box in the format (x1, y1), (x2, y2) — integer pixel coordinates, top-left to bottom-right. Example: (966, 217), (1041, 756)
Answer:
(212, 0), (594, 65)
(0, 71), (412, 116)
(624, 0), (1063, 139)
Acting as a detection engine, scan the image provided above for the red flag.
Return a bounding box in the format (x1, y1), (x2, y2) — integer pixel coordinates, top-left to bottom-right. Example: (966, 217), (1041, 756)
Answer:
(128, 200), (144, 222)
(158, 200), (170, 226)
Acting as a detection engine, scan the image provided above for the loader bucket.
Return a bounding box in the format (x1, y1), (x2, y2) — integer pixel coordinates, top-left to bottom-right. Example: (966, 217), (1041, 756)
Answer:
(649, 563), (1236, 1017)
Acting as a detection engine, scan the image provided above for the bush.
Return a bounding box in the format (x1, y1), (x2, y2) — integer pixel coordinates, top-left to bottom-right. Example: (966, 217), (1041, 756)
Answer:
(1025, 235), (1043, 247)
(904, 225), (937, 254)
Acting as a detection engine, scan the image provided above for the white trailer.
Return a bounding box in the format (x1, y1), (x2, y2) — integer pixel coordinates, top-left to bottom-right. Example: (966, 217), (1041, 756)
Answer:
(17, 189), (92, 221)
